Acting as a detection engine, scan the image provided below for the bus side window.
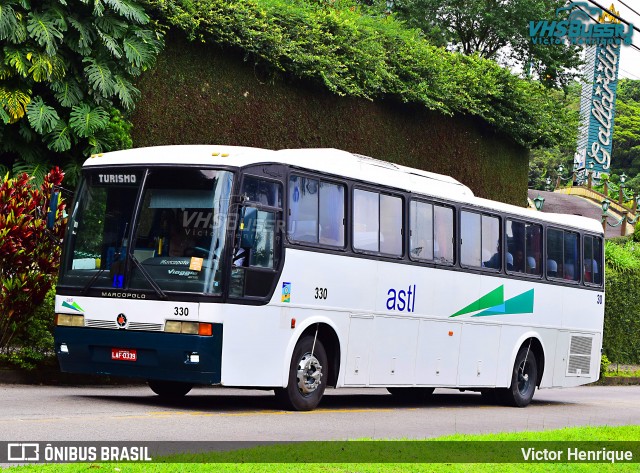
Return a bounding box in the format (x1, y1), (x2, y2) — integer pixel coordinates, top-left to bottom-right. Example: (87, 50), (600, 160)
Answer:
(409, 200), (434, 261)
(584, 235), (603, 285)
(434, 205), (454, 264)
(289, 176), (345, 247)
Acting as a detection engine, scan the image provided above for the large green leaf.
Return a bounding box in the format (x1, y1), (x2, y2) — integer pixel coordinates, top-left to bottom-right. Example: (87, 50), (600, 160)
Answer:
(83, 58), (116, 96)
(0, 1), (19, 41)
(113, 74), (139, 110)
(67, 16), (95, 52)
(27, 52), (66, 82)
(46, 121), (72, 152)
(69, 103), (109, 138)
(12, 159), (49, 186)
(97, 29), (123, 58)
(26, 11), (65, 56)
(0, 104), (10, 124)
(51, 79), (84, 107)
(104, 0), (149, 24)
(26, 96), (60, 134)
(5, 46), (30, 77)
(123, 34), (155, 68)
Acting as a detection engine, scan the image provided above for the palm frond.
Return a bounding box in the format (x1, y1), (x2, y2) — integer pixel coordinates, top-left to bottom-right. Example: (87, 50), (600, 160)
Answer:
(26, 11), (65, 56)
(51, 79), (84, 107)
(69, 103), (109, 138)
(26, 96), (60, 134)
(46, 120), (72, 152)
(104, 0), (149, 24)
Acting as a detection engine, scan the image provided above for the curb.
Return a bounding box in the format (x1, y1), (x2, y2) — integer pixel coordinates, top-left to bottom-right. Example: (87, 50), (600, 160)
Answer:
(601, 376), (640, 386)
(0, 368), (144, 386)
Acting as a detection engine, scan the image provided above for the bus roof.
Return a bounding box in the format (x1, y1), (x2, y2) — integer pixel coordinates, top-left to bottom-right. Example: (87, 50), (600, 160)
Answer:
(84, 145), (603, 234)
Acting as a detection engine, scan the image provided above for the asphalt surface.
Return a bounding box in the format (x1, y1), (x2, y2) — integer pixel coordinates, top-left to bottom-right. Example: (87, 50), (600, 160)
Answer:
(0, 384), (638, 442)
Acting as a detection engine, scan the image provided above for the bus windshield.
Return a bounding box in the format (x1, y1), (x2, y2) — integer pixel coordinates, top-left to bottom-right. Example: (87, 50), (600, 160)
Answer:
(59, 167), (234, 295)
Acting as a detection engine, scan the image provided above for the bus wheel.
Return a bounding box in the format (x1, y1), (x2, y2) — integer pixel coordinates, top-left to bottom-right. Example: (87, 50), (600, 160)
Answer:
(275, 336), (327, 411)
(502, 345), (537, 407)
(387, 387), (434, 403)
(147, 380), (192, 400)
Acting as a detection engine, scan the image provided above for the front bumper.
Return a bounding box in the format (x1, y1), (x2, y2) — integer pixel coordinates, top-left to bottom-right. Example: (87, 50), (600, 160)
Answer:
(54, 325), (223, 385)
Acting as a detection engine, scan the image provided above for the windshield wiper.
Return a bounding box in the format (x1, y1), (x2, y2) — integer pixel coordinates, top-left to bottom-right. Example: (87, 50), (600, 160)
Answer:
(128, 254), (167, 300)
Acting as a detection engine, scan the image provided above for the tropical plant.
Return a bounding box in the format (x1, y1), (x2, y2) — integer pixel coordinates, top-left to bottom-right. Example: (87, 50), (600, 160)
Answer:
(0, 0), (163, 185)
(0, 167), (65, 352)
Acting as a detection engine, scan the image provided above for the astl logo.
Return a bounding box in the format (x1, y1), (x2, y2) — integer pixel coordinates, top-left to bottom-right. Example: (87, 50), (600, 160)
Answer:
(386, 284), (416, 312)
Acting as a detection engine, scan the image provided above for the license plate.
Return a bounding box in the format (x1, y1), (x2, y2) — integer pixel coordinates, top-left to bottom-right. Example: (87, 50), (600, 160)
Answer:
(111, 348), (137, 362)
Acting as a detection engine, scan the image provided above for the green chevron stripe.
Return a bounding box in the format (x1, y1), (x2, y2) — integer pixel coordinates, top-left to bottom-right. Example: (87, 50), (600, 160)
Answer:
(450, 285), (504, 318)
(62, 301), (84, 312)
(473, 289), (534, 317)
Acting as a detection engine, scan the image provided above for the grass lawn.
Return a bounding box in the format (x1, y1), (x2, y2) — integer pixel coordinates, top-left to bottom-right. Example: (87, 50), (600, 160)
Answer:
(5, 425), (639, 472)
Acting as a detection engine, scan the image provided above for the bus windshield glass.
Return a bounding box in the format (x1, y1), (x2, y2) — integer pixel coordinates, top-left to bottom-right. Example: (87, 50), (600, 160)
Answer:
(59, 168), (234, 295)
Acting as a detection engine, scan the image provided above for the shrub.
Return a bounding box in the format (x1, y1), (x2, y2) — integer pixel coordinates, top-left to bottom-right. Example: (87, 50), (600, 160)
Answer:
(150, 0), (577, 149)
(603, 240), (640, 364)
(0, 168), (65, 352)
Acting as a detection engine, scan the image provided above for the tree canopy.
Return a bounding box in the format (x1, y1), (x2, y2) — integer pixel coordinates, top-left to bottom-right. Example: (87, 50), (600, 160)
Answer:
(611, 79), (640, 178)
(0, 0), (163, 184)
(387, 0), (583, 90)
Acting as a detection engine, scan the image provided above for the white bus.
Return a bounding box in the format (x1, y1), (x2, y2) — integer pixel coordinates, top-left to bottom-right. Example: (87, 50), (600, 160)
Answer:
(53, 146), (605, 410)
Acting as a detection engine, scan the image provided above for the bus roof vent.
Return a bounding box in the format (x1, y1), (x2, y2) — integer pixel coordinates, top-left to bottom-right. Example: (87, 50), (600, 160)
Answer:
(353, 153), (399, 170)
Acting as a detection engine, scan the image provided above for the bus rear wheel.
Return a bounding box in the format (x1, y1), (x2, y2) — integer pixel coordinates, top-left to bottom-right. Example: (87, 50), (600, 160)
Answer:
(275, 336), (327, 411)
(501, 345), (537, 407)
(147, 380), (192, 400)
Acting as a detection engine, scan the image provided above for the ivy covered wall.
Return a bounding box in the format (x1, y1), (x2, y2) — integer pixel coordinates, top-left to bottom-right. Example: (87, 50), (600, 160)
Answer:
(131, 34), (529, 205)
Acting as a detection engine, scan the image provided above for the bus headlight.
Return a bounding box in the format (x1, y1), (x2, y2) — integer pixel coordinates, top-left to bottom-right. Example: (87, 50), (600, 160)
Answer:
(55, 314), (85, 327)
(164, 321), (213, 336)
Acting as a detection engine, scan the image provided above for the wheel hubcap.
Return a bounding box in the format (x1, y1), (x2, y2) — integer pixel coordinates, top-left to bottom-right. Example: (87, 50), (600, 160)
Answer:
(296, 352), (322, 395)
(517, 361), (530, 394)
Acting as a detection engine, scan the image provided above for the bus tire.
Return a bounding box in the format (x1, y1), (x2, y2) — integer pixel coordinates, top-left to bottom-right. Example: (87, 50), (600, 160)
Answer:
(275, 336), (327, 411)
(501, 345), (537, 407)
(387, 387), (434, 403)
(147, 380), (192, 399)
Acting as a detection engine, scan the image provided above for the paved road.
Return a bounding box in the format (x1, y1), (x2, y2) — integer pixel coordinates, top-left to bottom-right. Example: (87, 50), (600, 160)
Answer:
(0, 384), (638, 442)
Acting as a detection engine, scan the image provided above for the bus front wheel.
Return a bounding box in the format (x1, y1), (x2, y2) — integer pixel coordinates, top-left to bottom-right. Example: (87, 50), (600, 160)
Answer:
(501, 345), (537, 407)
(275, 336), (327, 411)
(148, 380), (193, 400)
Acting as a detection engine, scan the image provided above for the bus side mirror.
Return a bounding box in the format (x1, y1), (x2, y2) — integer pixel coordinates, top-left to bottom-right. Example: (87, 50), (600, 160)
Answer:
(239, 206), (257, 249)
(47, 190), (60, 230)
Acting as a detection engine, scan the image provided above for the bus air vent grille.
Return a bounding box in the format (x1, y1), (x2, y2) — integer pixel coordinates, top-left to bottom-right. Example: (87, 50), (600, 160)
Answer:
(85, 319), (117, 329)
(128, 322), (163, 332)
(567, 335), (592, 376)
